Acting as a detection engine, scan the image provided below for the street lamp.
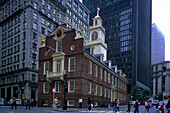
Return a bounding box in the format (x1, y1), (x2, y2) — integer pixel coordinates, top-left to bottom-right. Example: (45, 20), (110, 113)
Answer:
(63, 74), (67, 110)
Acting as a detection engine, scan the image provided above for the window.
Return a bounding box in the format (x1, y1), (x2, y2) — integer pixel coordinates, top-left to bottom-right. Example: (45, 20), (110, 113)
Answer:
(48, 4), (51, 10)
(112, 76), (114, 85)
(32, 74), (36, 81)
(33, 12), (38, 20)
(68, 80), (75, 92)
(104, 71), (107, 81)
(56, 60), (61, 73)
(41, 27), (45, 35)
(92, 32), (98, 41)
(69, 57), (75, 71)
(108, 73), (110, 83)
(33, 32), (37, 39)
(44, 62), (49, 74)
(41, 18), (45, 24)
(57, 41), (62, 52)
(47, 22), (51, 28)
(67, 100), (74, 106)
(108, 89), (110, 98)
(42, 8), (45, 14)
(88, 82), (91, 93)
(32, 43), (37, 49)
(73, 1), (78, 13)
(94, 64), (98, 77)
(104, 88), (106, 97)
(94, 84), (97, 95)
(88, 60), (92, 74)
(67, 0), (72, 8)
(43, 82), (49, 93)
(33, 23), (38, 30)
(84, 12), (88, 22)
(53, 9), (56, 14)
(23, 22), (26, 29)
(55, 81), (61, 93)
(79, 7), (83, 18)
(42, 0), (45, 5)
(48, 13), (51, 18)
(99, 86), (102, 96)
(33, 2), (38, 9)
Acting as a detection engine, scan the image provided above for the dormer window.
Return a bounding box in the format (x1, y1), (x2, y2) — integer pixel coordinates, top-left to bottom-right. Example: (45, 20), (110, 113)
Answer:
(95, 20), (97, 25)
(92, 31), (98, 41)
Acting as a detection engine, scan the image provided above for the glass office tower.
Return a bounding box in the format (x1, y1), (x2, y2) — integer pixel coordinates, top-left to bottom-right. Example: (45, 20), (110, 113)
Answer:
(83, 0), (152, 92)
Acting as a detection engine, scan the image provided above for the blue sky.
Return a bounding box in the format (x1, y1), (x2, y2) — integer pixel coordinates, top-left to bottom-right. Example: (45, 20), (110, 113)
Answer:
(80, 0), (170, 61)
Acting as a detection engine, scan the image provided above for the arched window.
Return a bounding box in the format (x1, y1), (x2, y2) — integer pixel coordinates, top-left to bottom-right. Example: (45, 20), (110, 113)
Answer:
(92, 31), (98, 41)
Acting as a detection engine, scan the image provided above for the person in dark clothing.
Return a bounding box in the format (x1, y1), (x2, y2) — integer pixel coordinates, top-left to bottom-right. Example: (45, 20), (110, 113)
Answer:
(113, 99), (118, 112)
(25, 98), (30, 110)
(166, 100), (170, 113)
(11, 97), (17, 109)
(127, 101), (131, 113)
(134, 100), (139, 113)
(88, 98), (92, 111)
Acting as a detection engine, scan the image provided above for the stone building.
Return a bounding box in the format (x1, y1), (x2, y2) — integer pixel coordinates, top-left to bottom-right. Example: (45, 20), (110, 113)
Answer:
(38, 12), (127, 108)
(151, 61), (170, 97)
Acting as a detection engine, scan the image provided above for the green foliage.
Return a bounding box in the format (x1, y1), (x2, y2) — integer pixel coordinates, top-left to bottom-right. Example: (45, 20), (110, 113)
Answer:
(129, 86), (151, 102)
(154, 92), (163, 101)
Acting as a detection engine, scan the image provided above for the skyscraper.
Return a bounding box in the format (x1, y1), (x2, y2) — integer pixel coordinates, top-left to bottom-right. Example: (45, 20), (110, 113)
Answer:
(0, 0), (89, 102)
(151, 23), (165, 64)
(83, 0), (152, 92)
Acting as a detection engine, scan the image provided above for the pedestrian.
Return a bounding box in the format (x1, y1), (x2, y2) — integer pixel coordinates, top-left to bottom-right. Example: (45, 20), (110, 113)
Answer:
(113, 99), (118, 112)
(127, 101), (131, 113)
(166, 100), (170, 113)
(143, 100), (149, 113)
(160, 103), (165, 113)
(11, 97), (17, 109)
(156, 103), (159, 113)
(147, 100), (152, 113)
(25, 98), (30, 110)
(134, 99), (139, 113)
(88, 98), (92, 111)
(54, 97), (58, 108)
(117, 100), (120, 111)
(79, 97), (83, 109)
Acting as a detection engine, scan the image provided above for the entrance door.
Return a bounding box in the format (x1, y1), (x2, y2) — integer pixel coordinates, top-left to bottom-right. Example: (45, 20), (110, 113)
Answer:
(31, 88), (36, 99)
(7, 87), (11, 101)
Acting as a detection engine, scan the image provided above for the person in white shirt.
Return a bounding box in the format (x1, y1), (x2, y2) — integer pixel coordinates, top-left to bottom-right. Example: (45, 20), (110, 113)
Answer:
(79, 98), (83, 109)
(54, 97), (58, 108)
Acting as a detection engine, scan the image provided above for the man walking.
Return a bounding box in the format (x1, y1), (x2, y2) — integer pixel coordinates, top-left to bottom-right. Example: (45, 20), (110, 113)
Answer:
(54, 97), (58, 108)
(25, 98), (30, 110)
(11, 97), (17, 109)
(113, 99), (118, 112)
(79, 97), (83, 109)
(134, 100), (139, 113)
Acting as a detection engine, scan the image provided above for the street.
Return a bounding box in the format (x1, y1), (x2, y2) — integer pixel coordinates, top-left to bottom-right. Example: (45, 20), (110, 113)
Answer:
(0, 105), (167, 113)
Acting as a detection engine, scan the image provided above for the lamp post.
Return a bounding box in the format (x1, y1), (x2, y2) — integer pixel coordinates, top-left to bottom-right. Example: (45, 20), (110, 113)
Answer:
(63, 74), (67, 110)
(52, 88), (55, 110)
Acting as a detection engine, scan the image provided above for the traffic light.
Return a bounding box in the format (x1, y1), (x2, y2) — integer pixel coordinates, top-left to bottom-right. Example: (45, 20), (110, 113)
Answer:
(164, 96), (167, 99)
(144, 97), (146, 99)
(63, 74), (67, 86)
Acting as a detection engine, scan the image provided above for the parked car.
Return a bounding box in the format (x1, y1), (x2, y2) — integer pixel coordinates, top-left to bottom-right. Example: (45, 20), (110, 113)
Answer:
(7, 99), (22, 105)
(152, 100), (159, 106)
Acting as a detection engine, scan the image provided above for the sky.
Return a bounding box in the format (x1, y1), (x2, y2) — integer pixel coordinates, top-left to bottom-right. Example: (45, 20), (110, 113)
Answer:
(80, 0), (170, 61)
(152, 0), (170, 61)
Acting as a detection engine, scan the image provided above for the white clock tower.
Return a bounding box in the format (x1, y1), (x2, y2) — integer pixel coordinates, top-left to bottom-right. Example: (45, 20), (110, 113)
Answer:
(86, 7), (107, 61)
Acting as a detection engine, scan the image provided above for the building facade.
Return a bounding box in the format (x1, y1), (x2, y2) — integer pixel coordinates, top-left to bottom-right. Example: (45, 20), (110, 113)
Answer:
(151, 23), (165, 64)
(83, 0), (152, 92)
(0, 0), (67, 103)
(151, 61), (170, 97)
(38, 12), (127, 108)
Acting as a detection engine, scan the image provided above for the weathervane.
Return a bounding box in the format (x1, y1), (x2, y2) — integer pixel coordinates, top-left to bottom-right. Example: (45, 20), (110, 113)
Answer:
(97, 6), (100, 16)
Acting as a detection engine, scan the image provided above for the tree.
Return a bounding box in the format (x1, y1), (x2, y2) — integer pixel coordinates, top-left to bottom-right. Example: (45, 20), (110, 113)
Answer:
(129, 86), (143, 101)
(154, 92), (163, 101)
(141, 89), (151, 100)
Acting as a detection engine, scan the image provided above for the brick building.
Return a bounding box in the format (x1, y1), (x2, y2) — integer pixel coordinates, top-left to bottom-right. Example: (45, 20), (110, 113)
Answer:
(38, 12), (127, 108)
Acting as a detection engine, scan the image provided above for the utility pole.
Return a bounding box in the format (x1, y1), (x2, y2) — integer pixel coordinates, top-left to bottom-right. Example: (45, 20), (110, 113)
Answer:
(63, 74), (67, 110)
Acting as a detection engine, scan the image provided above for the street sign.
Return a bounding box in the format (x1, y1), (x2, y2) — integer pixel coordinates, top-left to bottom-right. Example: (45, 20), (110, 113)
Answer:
(53, 88), (55, 93)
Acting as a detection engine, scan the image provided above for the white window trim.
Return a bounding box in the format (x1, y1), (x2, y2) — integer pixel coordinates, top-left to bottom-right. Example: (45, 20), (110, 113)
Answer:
(99, 86), (102, 96)
(68, 80), (75, 92)
(88, 82), (91, 93)
(94, 64), (98, 77)
(67, 100), (74, 106)
(88, 60), (92, 74)
(43, 82), (49, 93)
(94, 84), (97, 95)
(44, 62), (49, 75)
(68, 57), (75, 72)
(55, 81), (61, 93)
(100, 68), (103, 80)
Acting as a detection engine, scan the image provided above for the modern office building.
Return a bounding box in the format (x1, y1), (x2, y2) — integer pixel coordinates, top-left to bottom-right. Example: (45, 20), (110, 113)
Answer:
(0, 0), (89, 104)
(83, 0), (152, 92)
(151, 61), (170, 97)
(151, 23), (165, 64)
(38, 12), (127, 108)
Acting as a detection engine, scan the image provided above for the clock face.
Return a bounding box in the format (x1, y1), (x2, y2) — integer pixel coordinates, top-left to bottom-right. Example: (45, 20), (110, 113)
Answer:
(55, 28), (64, 40)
